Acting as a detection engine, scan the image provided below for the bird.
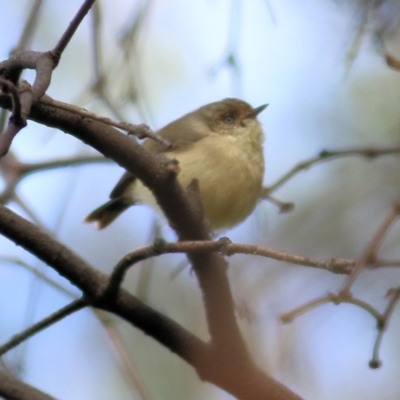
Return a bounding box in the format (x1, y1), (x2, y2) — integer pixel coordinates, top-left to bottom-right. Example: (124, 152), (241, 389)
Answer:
(85, 98), (267, 231)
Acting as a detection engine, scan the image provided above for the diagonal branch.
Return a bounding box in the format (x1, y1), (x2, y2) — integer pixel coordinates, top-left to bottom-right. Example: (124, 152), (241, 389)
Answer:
(0, 371), (56, 400)
(51, 0), (96, 60)
(264, 146), (400, 195)
(0, 298), (86, 356)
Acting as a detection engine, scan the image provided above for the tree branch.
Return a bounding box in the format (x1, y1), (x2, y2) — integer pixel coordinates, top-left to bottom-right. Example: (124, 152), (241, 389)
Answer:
(0, 371), (55, 400)
(0, 203), (302, 400)
(0, 298), (86, 356)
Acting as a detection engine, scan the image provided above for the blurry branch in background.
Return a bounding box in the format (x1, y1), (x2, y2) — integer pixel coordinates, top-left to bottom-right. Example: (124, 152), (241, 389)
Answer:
(0, 151), (110, 204)
(116, 0), (153, 122)
(76, 1), (126, 121)
(75, 0), (152, 122)
(0, 257), (77, 298)
(344, 0), (370, 76)
(281, 292), (382, 323)
(369, 286), (400, 368)
(341, 201), (400, 292)
(11, 0), (44, 54)
(209, 0), (242, 96)
(95, 310), (152, 400)
(0, 255), (152, 398)
(281, 200), (400, 368)
(344, 0), (400, 74)
(263, 145), (400, 195)
(0, 298), (87, 356)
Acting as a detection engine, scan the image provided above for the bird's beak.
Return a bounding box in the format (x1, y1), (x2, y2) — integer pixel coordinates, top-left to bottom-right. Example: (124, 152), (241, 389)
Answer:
(247, 104), (268, 118)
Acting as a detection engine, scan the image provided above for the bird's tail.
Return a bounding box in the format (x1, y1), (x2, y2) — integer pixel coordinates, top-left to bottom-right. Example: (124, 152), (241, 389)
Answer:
(84, 198), (132, 229)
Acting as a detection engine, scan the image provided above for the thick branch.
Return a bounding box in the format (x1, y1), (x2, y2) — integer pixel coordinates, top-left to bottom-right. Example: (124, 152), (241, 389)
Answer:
(0, 204), (302, 400)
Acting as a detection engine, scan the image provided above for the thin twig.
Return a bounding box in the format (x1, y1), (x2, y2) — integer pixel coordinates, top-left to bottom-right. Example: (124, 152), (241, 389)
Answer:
(370, 259), (400, 268)
(51, 0), (96, 59)
(95, 310), (152, 400)
(0, 257), (77, 299)
(12, 0), (44, 53)
(0, 298), (87, 356)
(264, 146), (400, 195)
(341, 201), (400, 293)
(369, 287), (400, 369)
(20, 155), (110, 175)
(40, 95), (170, 147)
(104, 238), (354, 299)
(280, 292), (382, 324)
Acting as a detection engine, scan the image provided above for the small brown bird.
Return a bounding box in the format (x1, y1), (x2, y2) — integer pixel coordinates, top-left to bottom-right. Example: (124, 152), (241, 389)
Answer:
(85, 98), (267, 230)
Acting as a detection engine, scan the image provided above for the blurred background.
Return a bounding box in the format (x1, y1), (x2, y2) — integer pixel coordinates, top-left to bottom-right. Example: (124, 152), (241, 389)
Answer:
(1, 0), (400, 399)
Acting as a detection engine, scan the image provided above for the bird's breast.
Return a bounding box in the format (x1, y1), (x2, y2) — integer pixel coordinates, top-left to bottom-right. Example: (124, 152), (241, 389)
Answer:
(169, 134), (264, 229)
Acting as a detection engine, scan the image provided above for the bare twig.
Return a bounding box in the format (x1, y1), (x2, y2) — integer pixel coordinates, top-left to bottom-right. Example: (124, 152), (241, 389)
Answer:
(370, 260), (400, 268)
(264, 146), (400, 195)
(344, 3), (370, 77)
(0, 153), (110, 204)
(105, 238), (354, 300)
(370, 287), (400, 369)
(263, 194), (294, 213)
(341, 201), (400, 294)
(95, 310), (152, 400)
(0, 298), (86, 356)
(280, 292), (381, 324)
(40, 95), (170, 147)
(51, 0), (96, 60)
(0, 256), (77, 299)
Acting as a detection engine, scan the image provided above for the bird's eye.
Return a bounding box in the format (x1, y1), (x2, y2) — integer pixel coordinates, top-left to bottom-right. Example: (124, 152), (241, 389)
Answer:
(224, 115), (234, 124)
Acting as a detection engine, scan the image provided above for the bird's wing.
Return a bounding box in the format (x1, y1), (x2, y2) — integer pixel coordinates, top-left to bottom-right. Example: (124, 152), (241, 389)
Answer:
(144, 114), (209, 153)
(109, 113), (208, 198)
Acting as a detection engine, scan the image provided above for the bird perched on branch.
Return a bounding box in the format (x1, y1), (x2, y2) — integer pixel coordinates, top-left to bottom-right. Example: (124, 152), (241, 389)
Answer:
(85, 98), (267, 230)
